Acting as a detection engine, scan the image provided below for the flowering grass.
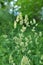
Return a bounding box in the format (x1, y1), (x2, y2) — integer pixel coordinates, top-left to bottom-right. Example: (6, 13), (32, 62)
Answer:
(0, 13), (43, 65)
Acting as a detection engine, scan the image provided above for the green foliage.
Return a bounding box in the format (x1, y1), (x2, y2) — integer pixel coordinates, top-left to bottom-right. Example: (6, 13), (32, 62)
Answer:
(0, 9), (14, 35)
(16, 0), (43, 19)
(0, 0), (43, 65)
(0, 13), (43, 65)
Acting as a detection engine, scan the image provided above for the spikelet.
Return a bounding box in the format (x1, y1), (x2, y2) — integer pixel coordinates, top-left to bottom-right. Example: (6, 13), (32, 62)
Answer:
(33, 19), (36, 24)
(16, 15), (19, 22)
(21, 26), (26, 32)
(30, 21), (33, 25)
(14, 21), (17, 29)
(24, 15), (28, 23)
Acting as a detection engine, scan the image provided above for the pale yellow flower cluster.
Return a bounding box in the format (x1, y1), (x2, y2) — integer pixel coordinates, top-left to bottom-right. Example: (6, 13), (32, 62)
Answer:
(13, 30), (42, 54)
(14, 12), (39, 33)
(30, 19), (37, 25)
(14, 13), (23, 28)
(34, 31), (42, 44)
(9, 54), (16, 65)
(21, 56), (31, 65)
(29, 19), (38, 32)
(13, 13), (42, 65)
